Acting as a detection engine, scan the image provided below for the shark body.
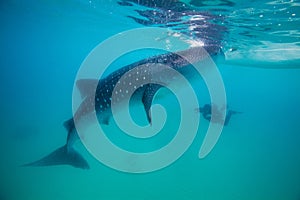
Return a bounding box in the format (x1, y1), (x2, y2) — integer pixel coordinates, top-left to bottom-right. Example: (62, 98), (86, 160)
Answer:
(24, 46), (221, 169)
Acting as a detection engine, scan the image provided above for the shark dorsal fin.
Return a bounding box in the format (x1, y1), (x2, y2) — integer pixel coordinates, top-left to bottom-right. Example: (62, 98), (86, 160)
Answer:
(76, 79), (99, 98)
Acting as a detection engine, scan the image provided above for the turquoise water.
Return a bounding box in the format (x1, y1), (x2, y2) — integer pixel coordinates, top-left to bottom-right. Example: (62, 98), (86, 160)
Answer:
(0, 0), (300, 199)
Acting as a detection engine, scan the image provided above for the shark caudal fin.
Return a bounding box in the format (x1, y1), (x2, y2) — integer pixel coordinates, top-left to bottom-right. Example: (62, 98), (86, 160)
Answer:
(22, 145), (89, 169)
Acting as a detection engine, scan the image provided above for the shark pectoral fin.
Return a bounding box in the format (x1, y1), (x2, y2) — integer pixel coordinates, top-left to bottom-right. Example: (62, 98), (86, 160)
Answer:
(100, 115), (110, 125)
(22, 145), (89, 169)
(142, 84), (162, 124)
(76, 79), (99, 98)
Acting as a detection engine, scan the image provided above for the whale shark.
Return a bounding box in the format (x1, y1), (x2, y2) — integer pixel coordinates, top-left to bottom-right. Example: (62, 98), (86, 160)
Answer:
(23, 45), (221, 169)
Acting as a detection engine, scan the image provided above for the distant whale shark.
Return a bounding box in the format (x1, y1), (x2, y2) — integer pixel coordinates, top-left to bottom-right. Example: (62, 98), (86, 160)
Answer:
(23, 45), (221, 169)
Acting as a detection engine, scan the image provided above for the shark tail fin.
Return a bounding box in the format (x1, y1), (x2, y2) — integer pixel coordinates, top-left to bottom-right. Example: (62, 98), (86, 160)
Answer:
(22, 145), (89, 169)
(63, 118), (75, 133)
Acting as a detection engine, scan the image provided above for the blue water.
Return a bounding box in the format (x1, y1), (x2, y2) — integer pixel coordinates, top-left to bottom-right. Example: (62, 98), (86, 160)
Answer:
(0, 0), (300, 199)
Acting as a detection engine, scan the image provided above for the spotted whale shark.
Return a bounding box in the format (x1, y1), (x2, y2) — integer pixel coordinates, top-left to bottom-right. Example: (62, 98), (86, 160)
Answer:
(23, 45), (221, 169)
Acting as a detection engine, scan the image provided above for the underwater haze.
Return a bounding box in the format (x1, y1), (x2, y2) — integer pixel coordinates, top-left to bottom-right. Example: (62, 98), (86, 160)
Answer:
(0, 0), (300, 200)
